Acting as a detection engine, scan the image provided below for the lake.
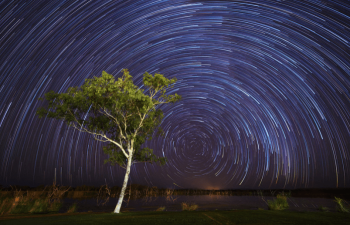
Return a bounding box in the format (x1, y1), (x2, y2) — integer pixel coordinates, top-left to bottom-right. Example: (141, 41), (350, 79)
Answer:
(57, 195), (338, 213)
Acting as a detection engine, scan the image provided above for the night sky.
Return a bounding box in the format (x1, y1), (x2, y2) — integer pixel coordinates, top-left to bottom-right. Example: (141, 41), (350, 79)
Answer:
(1, 0), (350, 190)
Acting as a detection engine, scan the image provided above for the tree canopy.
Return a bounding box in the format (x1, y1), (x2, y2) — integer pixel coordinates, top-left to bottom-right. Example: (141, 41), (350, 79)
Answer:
(37, 69), (181, 168)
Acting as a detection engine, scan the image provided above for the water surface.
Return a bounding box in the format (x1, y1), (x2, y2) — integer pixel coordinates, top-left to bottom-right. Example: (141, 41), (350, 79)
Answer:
(57, 195), (338, 213)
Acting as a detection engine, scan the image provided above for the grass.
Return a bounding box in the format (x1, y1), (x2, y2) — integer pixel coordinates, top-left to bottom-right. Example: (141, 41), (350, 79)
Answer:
(67, 202), (78, 213)
(318, 206), (329, 212)
(334, 197), (349, 213)
(0, 193), (76, 215)
(0, 181), (75, 216)
(1, 210), (350, 225)
(267, 194), (289, 210)
(181, 202), (198, 211)
(156, 206), (166, 211)
(28, 198), (50, 213)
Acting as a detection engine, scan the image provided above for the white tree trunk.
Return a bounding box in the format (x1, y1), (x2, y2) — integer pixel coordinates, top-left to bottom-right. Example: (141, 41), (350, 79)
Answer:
(114, 151), (133, 213)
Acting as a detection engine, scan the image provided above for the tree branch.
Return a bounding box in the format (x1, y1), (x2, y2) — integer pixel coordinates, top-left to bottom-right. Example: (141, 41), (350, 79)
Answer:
(66, 109), (129, 159)
(99, 107), (126, 140)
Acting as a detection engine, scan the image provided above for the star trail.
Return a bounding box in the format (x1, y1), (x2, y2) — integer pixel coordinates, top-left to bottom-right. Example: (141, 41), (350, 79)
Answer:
(1, 0), (350, 190)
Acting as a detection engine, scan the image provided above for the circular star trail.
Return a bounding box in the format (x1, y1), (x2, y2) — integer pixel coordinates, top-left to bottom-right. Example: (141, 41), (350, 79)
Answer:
(0, 0), (350, 189)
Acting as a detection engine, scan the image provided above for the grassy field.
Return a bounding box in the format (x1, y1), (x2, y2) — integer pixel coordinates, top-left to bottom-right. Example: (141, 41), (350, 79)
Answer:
(1, 210), (350, 225)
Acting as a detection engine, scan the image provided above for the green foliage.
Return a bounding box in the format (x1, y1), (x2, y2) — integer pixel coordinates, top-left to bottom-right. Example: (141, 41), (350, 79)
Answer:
(0, 197), (62, 215)
(0, 196), (14, 215)
(28, 198), (50, 214)
(278, 190), (292, 198)
(318, 206), (329, 212)
(9, 200), (35, 214)
(267, 194), (289, 211)
(37, 69), (181, 168)
(156, 206), (166, 211)
(67, 202), (78, 213)
(334, 197), (349, 213)
(48, 201), (63, 212)
(181, 202), (198, 211)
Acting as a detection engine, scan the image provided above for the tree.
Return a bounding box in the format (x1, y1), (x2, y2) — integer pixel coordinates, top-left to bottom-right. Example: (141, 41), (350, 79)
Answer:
(37, 69), (181, 213)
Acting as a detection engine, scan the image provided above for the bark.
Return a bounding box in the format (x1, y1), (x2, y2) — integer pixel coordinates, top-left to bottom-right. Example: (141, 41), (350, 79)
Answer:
(114, 150), (133, 213)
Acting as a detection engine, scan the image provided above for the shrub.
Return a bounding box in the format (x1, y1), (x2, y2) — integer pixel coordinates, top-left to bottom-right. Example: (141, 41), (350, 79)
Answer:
(96, 184), (111, 206)
(156, 206), (166, 211)
(0, 193), (48, 215)
(189, 204), (199, 211)
(0, 182), (68, 216)
(8, 197), (37, 214)
(0, 197), (14, 215)
(28, 198), (50, 214)
(318, 206), (329, 212)
(334, 197), (349, 213)
(67, 202), (78, 213)
(267, 194), (289, 210)
(48, 201), (63, 212)
(181, 202), (198, 211)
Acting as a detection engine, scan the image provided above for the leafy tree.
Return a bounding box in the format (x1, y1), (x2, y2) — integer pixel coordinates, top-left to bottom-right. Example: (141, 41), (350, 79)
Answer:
(37, 69), (181, 213)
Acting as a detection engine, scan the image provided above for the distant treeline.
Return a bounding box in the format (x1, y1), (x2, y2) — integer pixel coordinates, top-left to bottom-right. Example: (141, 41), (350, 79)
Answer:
(1, 183), (349, 200)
